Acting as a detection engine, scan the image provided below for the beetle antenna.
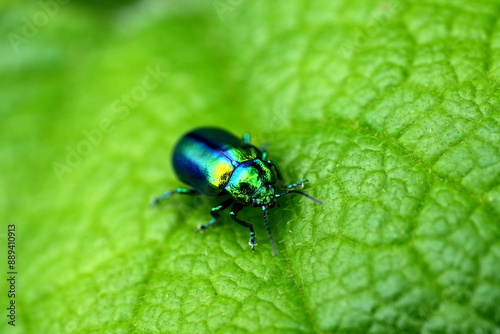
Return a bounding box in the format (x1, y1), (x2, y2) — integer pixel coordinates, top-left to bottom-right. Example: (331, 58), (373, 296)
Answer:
(275, 190), (323, 204)
(262, 206), (277, 256)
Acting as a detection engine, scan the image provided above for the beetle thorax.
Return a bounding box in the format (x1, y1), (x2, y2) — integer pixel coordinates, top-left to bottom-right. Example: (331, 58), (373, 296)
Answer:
(225, 159), (275, 206)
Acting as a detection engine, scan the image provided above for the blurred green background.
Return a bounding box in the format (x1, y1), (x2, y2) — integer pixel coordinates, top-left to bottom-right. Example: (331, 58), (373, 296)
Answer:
(1, 0), (500, 333)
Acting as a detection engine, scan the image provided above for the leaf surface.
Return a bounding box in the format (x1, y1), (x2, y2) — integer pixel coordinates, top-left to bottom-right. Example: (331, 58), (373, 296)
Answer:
(1, 0), (499, 333)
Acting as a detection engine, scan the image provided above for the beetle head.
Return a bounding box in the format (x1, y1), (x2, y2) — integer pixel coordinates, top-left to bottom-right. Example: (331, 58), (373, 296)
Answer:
(250, 184), (276, 208)
(226, 160), (276, 206)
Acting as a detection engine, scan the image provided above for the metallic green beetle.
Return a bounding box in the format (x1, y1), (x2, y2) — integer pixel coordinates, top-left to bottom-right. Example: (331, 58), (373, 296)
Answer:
(152, 127), (322, 256)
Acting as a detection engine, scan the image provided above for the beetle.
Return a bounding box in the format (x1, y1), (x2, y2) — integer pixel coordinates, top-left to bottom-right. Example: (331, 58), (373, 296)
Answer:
(151, 127), (322, 256)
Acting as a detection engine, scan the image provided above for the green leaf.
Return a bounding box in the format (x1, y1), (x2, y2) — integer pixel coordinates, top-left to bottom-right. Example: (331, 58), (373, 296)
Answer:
(1, 0), (499, 333)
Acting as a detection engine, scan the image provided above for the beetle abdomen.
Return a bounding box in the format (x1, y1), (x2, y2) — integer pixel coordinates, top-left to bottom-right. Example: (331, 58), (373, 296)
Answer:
(172, 128), (260, 196)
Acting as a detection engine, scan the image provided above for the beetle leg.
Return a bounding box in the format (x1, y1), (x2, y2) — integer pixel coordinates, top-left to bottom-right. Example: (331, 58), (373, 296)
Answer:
(196, 198), (234, 232)
(150, 188), (197, 207)
(243, 133), (251, 144)
(243, 132), (270, 157)
(267, 160), (309, 189)
(229, 203), (257, 251)
(283, 179), (309, 189)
